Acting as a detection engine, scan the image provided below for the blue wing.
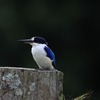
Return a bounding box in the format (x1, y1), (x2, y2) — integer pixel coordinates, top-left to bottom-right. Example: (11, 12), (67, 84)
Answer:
(44, 46), (56, 67)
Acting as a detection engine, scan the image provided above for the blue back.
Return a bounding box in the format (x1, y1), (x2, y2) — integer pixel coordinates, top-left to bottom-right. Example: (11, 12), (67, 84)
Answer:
(44, 46), (56, 67)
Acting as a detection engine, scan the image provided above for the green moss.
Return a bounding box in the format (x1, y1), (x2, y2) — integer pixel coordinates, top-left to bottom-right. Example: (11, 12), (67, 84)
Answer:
(59, 94), (63, 100)
(74, 91), (93, 100)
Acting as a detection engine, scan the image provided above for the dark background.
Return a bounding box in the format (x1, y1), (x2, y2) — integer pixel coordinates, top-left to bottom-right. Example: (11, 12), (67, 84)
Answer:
(0, 0), (99, 99)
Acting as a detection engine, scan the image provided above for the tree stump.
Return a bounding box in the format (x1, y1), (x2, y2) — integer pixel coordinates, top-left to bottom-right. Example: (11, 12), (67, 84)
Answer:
(0, 67), (63, 100)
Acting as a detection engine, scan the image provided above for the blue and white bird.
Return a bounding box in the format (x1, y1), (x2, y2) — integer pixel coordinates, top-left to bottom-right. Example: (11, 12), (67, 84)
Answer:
(19, 36), (56, 70)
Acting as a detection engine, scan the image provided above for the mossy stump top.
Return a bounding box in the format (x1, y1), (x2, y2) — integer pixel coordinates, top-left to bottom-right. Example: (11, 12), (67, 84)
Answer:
(0, 67), (63, 100)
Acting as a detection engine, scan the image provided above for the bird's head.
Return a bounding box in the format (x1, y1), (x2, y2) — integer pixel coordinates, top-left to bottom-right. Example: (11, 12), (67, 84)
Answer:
(18, 36), (48, 46)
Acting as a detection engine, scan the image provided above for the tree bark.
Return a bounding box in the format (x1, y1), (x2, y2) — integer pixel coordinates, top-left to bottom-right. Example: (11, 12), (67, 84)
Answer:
(0, 67), (63, 100)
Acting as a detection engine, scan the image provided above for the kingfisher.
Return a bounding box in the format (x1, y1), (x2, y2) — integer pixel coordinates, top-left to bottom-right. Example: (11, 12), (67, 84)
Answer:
(19, 36), (56, 70)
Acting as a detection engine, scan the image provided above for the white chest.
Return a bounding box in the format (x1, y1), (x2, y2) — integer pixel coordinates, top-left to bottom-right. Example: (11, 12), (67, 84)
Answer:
(31, 45), (46, 59)
(31, 44), (54, 69)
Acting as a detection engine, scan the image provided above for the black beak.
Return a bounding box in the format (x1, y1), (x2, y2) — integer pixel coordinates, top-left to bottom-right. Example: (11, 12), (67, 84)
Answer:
(18, 39), (32, 43)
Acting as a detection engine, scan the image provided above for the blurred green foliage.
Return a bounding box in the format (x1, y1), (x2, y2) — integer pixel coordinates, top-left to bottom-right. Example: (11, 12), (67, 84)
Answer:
(0, 0), (99, 99)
